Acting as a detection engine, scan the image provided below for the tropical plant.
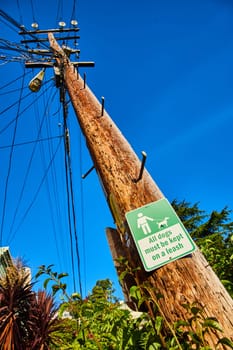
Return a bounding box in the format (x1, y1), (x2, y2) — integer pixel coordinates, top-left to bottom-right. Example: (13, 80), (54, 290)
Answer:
(0, 259), (33, 350)
(29, 290), (64, 349)
(0, 260), (64, 349)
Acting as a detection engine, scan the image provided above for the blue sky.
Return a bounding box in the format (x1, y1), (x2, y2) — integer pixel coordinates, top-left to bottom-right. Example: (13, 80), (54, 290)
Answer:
(0, 0), (233, 299)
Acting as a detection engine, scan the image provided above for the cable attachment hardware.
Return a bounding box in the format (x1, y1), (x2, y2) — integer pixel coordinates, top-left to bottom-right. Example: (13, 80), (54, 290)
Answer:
(65, 128), (70, 156)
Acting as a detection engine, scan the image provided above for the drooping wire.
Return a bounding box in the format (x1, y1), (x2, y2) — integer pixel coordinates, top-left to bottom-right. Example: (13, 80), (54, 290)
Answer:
(63, 126), (76, 293)
(0, 79), (53, 135)
(61, 83), (83, 296)
(6, 84), (58, 243)
(36, 86), (64, 271)
(16, 0), (23, 25)
(66, 127), (83, 297)
(0, 9), (50, 51)
(70, 0), (77, 23)
(0, 76), (53, 120)
(56, 0), (63, 25)
(0, 135), (62, 149)
(30, 0), (37, 25)
(78, 130), (87, 296)
(8, 138), (62, 243)
(0, 71), (31, 92)
(0, 69), (26, 245)
(0, 38), (32, 57)
(0, 90), (32, 117)
(0, 85), (29, 96)
(62, 92), (77, 293)
(0, 9), (24, 32)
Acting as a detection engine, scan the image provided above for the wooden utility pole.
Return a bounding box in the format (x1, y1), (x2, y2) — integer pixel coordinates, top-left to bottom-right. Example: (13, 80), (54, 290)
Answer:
(48, 33), (233, 346)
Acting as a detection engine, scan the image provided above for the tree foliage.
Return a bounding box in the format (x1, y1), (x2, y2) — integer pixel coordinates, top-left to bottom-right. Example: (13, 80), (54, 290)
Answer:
(171, 200), (233, 297)
(36, 264), (233, 349)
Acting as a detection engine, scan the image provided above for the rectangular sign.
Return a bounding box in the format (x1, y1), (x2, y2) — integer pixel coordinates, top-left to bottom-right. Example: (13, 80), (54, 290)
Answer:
(125, 198), (196, 271)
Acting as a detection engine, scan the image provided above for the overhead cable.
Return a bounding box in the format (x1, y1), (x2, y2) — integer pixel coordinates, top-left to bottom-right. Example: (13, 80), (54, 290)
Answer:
(8, 138), (62, 243)
(16, 0), (23, 25)
(7, 85), (57, 243)
(0, 69), (26, 245)
(0, 71), (31, 91)
(0, 80), (53, 135)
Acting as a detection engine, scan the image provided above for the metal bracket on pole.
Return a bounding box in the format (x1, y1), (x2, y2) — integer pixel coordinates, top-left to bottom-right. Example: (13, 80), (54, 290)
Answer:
(133, 151), (147, 183)
(83, 73), (86, 88)
(101, 96), (105, 116)
(82, 165), (95, 179)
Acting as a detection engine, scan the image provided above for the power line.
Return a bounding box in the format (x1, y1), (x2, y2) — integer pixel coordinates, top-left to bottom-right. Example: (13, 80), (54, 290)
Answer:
(0, 135), (62, 149)
(63, 124), (76, 293)
(30, 0), (37, 24)
(8, 138), (62, 243)
(60, 77), (83, 296)
(0, 85), (29, 97)
(0, 71), (31, 92)
(66, 132), (83, 297)
(70, 0), (77, 23)
(78, 131), (87, 296)
(36, 87), (64, 272)
(6, 85), (58, 243)
(0, 90), (32, 117)
(0, 9), (24, 32)
(0, 69), (26, 245)
(0, 9), (50, 51)
(0, 6), (85, 293)
(0, 79), (53, 135)
(62, 88), (77, 293)
(16, 0), (23, 25)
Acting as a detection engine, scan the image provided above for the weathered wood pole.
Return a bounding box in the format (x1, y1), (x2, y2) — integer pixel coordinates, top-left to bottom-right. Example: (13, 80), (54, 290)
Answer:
(49, 33), (233, 345)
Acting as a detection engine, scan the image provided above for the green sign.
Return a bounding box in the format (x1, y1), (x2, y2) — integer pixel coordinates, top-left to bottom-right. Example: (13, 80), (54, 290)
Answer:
(125, 198), (196, 271)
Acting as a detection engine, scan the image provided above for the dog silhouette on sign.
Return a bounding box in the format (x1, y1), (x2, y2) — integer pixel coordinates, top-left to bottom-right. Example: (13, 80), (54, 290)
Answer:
(157, 217), (169, 229)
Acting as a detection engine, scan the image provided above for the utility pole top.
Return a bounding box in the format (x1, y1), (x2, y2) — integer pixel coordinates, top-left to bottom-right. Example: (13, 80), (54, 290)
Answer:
(23, 27), (94, 92)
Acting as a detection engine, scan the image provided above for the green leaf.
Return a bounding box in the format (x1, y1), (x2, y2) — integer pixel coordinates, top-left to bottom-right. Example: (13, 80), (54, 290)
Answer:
(71, 292), (81, 300)
(218, 337), (233, 349)
(60, 283), (67, 292)
(119, 270), (129, 282)
(188, 331), (202, 344)
(47, 264), (54, 269)
(190, 306), (202, 315)
(129, 285), (142, 301)
(52, 284), (60, 295)
(35, 270), (44, 278)
(174, 319), (190, 330)
(58, 272), (69, 279)
(149, 343), (162, 350)
(35, 265), (45, 278)
(38, 264), (45, 270)
(43, 277), (51, 289)
(202, 317), (222, 332)
(154, 316), (163, 335)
